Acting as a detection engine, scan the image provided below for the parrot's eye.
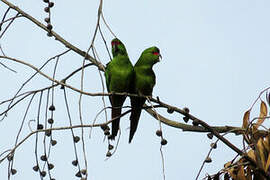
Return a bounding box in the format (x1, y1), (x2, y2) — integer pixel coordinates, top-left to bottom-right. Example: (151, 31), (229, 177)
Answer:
(152, 52), (159, 56)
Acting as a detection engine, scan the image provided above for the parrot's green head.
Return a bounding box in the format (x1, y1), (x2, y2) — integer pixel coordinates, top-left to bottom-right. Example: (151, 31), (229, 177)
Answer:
(138, 46), (162, 66)
(111, 38), (127, 57)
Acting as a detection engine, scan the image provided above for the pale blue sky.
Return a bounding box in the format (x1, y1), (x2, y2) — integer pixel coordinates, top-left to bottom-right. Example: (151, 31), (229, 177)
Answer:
(0, 0), (270, 179)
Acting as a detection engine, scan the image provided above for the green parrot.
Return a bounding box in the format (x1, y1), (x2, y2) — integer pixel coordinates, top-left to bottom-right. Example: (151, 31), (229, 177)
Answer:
(105, 38), (134, 140)
(129, 46), (161, 143)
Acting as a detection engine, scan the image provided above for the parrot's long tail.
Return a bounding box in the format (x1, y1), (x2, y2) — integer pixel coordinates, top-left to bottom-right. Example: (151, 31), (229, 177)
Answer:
(129, 97), (145, 143)
(110, 106), (122, 140)
(109, 94), (126, 140)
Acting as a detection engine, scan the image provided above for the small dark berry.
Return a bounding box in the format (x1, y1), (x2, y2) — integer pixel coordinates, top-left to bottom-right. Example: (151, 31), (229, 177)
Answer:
(207, 133), (213, 139)
(44, 7), (50, 13)
(48, 2), (54, 7)
(11, 169), (17, 175)
(183, 107), (190, 114)
(161, 139), (168, 146)
(108, 134), (113, 140)
(40, 171), (46, 177)
(51, 140), (57, 146)
(106, 151), (112, 157)
(48, 163), (54, 170)
(60, 85), (65, 89)
(192, 120), (199, 126)
(210, 143), (217, 149)
(45, 130), (51, 137)
(44, 17), (50, 23)
(37, 124), (44, 130)
(167, 107), (174, 114)
(156, 130), (162, 137)
(47, 24), (53, 31)
(33, 165), (39, 172)
(47, 32), (53, 37)
(183, 116), (189, 123)
(104, 129), (110, 136)
(72, 160), (78, 166)
(81, 169), (87, 175)
(48, 118), (54, 124)
(41, 155), (47, 161)
(108, 144), (114, 150)
(100, 124), (107, 131)
(73, 136), (80, 143)
(205, 157), (212, 163)
(7, 154), (13, 161)
(49, 105), (55, 111)
(75, 171), (82, 177)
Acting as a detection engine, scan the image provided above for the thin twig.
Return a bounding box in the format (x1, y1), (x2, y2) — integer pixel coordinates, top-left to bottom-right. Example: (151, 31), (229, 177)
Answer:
(160, 145), (166, 180)
(9, 93), (36, 176)
(0, 0), (104, 70)
(62, 88), (82, 175)
(0, 49), (70, 120)
(0, 7), (10, 26)
(0, 45), (17, 72)
(0, 12), (19, 39)
(0, 14), (22, 25)
(101, 12), (116, 38)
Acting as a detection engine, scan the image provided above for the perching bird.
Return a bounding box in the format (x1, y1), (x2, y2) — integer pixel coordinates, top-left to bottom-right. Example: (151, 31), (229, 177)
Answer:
(129, 46), (161, 143)
(105, 38), (134, 140)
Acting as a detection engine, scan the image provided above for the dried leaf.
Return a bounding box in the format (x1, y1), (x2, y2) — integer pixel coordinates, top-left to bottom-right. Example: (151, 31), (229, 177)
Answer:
(255, 101), (267, 129)
(246, 166), (252, 180)
(264, 136), (270, 153)
(236, 166), (246, 180)
(264, 153), (270, 172)
(257, 138), (266, 168)
(224, 162), (236, 179)
(242, 110), (250, 129)
(247, 149), (256, 162)
(224, 161), (232, 168)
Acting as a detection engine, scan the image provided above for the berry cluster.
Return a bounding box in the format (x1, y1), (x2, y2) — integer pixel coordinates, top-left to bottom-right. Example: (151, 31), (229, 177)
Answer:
(43, 0), (54, 36)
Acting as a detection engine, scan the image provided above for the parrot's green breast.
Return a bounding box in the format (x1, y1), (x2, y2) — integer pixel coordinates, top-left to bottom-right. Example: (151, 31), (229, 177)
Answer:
(134, 66), (155, 96)
(105, 55), (133, 93)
